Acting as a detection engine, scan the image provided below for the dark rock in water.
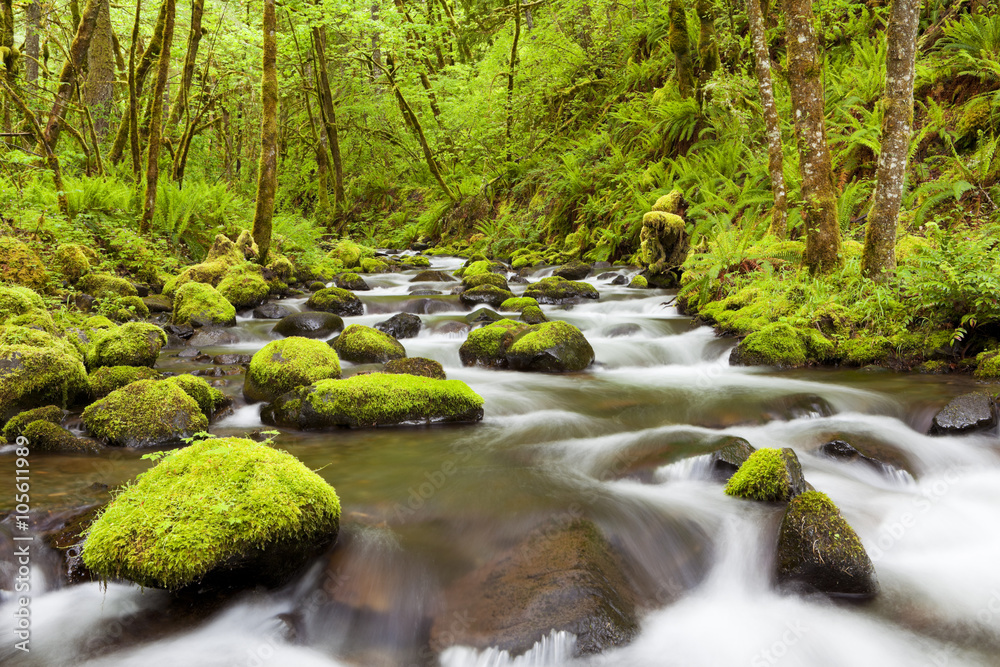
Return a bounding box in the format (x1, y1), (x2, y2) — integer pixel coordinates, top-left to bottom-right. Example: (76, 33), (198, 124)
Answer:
(429, 519), (638, 657)
(142, 294), (173, 313)
(508, 275), (528, 284)
(374, 313), (422, 339)
(596, 272), (618, 280)
(177, 347), (201, 358)
(611, 275), (628, 286)
(644, 269), (680, 289)
(605, 323), (642, 338)
(709, 437), (757, 482)
(814, 433), (915, 477)
(725, 448), (809, 501)
(762, 393), (834, 422)
(306, 287), (364, 317)
(410, 270), (455, 283)
(459, 284), (514, 309)
(465, 308), (504, 325)
(194, 354), (213, 363)
(188, 327), (239, 347)
(164, 323), (195, 339)
(410, 242), (430, 251)
(334, 273), (371, 291)
(272, 311), (344, 339)
(776, 491), (879, 599)
(436, 321), (471, 336)
(930, 392), (997, 435)
(213, 354), (252, 365)
(819, 439), (911, 480)
(524, 276), (599, 304)
(133, 284), (150, 298)
(408, 287), (442, 295)
(401, 298), (456, 315)
(383, 357), (446, 380)
(253, 303), (294, 319)
(553, 260), (591, 281)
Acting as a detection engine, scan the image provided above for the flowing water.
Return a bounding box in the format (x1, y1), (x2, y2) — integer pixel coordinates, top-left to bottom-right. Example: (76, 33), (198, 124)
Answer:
(2, 254), (1000, 667)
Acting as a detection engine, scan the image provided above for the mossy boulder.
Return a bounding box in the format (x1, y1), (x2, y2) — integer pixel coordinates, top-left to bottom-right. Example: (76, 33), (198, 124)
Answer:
(553, 260), (591, 281)
(261, 373), (484, 429)
(82, 436), (341, 590)
(639, 203), (688, 279)
(77, 273), (138, 299)
(89, 365), (163, 399)
(2, 405), (64, 441)
(499, 297), (539, 312)
(462, 273), (509, 290)
(329, 324), (405, 364)
(306, 287), (364, 317)
(975, 349), (1000, 379)
(22, 420), (100, 454)
(359, 257), (393, 274)
(266, 254), (295, 282)
(0, 285), (44, 322)
(327, 239), (375, 269)
(85, 322), (167, 369)
(373, 312), (422, 339)
(217, 264), (270, 310)
(724, 447), (808, 501)
(459, 284), (514, 309)
(506, 320), (595, 372)
(162, 232), (259, 296)
(0, 237), (48, 289)
(272, 311), (344, 339)
(0, 344), (88, 421)
(462, 259), (505, 277)
(333, 272), (371, 291)
(729, 323), (807, 368)
(244, 337), (342, 403)
(383, 357), (446, 380)
(628, 275), (649, 289)
(107, 295), (151, 322)
(54, 244), (91, 283)
(776, 491), (879, 598)
(164, 374), (229, 418)
(82, 379), (209, 448)
(458, 319), (526, 368)
(520, 305), (548, 324)
(523, 276), (599, 304)
(172, 282), (236, 327)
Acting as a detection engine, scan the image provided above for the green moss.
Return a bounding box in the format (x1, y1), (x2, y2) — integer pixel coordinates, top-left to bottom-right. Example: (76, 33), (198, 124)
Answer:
(106, 229), (165, 283)
(82, 379), (209, 448)
(511, 254), (541, 271)
(77, 273), (138, 298)
(463, 273), (509, 289)
(725, 448), (795, 501)
(499, 297), (539, 312)
(459, 319), (526, 367)
(2, 405), (64, 441)
(305, 287), (363, 316)
(162, 261), (230, 296)
(383, 357), (447, 380)
(82, 436), (341, 589)
(164, 374), (228, 417)
(22, 420), (99, 454)
(628, 275), (648, 289)
(401, 255), (431, 268)
(217, 264), (270, 310)
(652, 190), (683, 212)
(777, 490), (871, 582)
(520, 305), (548, 324)
(460, 284), (514, 307)
(0, 285), (44, 322)
(0, 344), (89, 419)
(89, 365), (163, 399)
(840, 335), (892, 366)
(330, 324), (405, 363)
(463, 260), (494, 277)
(86, 322), (167, 369)
(244, 337), (342, 402)
(506, 320), (595, 372)
(800, 328), (837, 361)
(54, 244), (91, 282)
(974, 349), (1000, 379)
(524, 276), (599, 303)
(359, 257), (392, 274)
(327, 239), (375, 269)
(895, 235), (930, 266)
(8, 309), (59, 334)
(267, 254), (295, 281)
(734, 323), (807, 367)
(172, 282), (236, 327)
(0, 237), (48, 289)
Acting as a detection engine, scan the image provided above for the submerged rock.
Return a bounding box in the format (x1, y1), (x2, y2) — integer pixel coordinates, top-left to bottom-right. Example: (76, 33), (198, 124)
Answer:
(272, 311), (344, 339)
(330, 324), (406, 364)
(374, 313), (423, 339)
(81, 436), (341, 590)
(523, 276), (599, 304)
(244, 337), (342, 403)
(929, 392), (997, 435)
(306, 287), (364, 317)
(724, 447), (808, 501)
(82, 379), (208, 448)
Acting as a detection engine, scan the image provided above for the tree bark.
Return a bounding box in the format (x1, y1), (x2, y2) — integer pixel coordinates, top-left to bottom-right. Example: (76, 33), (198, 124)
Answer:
(139, 0), (175, 234)
(168, 0), (204, 127)
(85, 0), (116, 137)
(782, 0), (841, 273)
(128, 0), (143, 178)
(696, 0), (720, 98)
(42, 0), (102, 150)
(25, 2), (40, 85)
(668, 0), (694, 99)
(746, 0), (787, 237)
(505, 0), (521, 163)
(252, 0), (278, 264)
(862, 0), (921, 281)
(312, 27), (345, 208)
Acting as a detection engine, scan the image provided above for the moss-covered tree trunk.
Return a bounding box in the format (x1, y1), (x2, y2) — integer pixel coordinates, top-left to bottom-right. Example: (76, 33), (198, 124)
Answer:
(505, 0), (521, 163)
(84, 0), (116, 137)
(861, 0), (921, 282)
(696, 0), (719, 102)
(139, 0), (175, 234)
(747, 0), (788, 237)
(251, 0), (278, 264)
(782, 0), (841, 273)
(167, 0), (204, 128)
(127, 0), (143, 178)
(668, 0), (694, 99)
(42, 0), (101, 150)
(312, 27), (346, 210)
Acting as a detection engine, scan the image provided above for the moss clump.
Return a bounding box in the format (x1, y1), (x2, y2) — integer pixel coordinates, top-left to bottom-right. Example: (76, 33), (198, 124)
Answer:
(22, 420), (99, 454)
(499, 297), (539, 312)
(217, 264), (270, 310)
(89, 365), (163, 399)
(462, 260), (495, 277)
(3, 405), (64, 440)
(77, 273), (138, 298)
(731, 323), (807, 367)
(0, 325), (80, 359)
(506, 320), (595, 372)
(0, 285), (44, 322)
(360, 257), (392, 274)
(840, 335), (892, 366)
(0, 344), (89, 420)
(267, 254), (295, 282)
(0, 237), (48, 289)
(724, 447), (806, 501)
(975, 349), (1000, 379)
(383, 357), (447, 380)
(82, 436), (341, 589)
(54, 244), (91, 282)
(82, 379), (209, 448)
(459, 319), (526, 368)
(262, 373), (484, 428)
(244, 337), (342, 403)
(330, 324), (405, 364)
(628, 275), (649, 289)
(8, 309), (59, 334)
(106, 295), (151, 322)
(164, 374), (228, 417)
(652, 190), (683, 212)
(162, 233), (258, 296)
(400, 255), (431, 268)
(306, 287), (364, 316)
(523, 276), (599, 304)
(521, 305), (548, 324)
(511, 254), (541, 270)
(172, 282), (236, 327)
(463, 273), (509, 290)
(327, 239), (375, 269)
(86, 322), (167, 369)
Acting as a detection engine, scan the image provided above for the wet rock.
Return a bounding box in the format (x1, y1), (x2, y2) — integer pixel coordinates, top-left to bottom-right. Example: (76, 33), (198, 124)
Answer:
(401, 298), (456, 315)
(430, 519), (638, 657)
(253, 303), (295, 319)
(213, 353), (252, 365)
(411, 270), (455, 282)
(462, 273), (510, 291)
(709, 437), (757, 482)
(508, 275), (528, 284)
(436, 321), (471, 336)
(82, 379), (208, 448)
(464, 308), (504, 325)
(217, 264), (270, 309)
(383, 357), (446, 380)
(177, 347), (202, 358)
(459, 284), (514, 309)
(408, 287), (442, 296)
(553, 260), (591, 281)
(334, 272), (371, 291)
(3, 405), (65, 440)
(273, 311), (345, 339)
(411, 242), (430, 251)
(611, 275), (628, 286)
(776, 491), (879, 599)
(725, 447), (808, 501)
(524, 276), (599, 304)
(188, 327), (239, 347)
(0, 344), (89, 421)
(142, 295), (173, 313)
(163, 374), (230, 419)
(306, 287), (364, 317)
(163, 323), (195, 339)
(605, 323), (641, 338)
(330, 324), (406, 364)
(929, 392), (998, 435)
(520, 306), (548, 325)
(814, 432), (915, 477)
(761, 393), (835, 422)
(88, 366), (163, 399)
(506, 320), (595, 373)
(374, 313), (423, 339)
(38, 504), (105, 584)
(23, 420), (101, 453)
(244, 337), (342, 403)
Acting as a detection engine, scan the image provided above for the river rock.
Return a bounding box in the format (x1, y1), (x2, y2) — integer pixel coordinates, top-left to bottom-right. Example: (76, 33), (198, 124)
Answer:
(0, 344), (89, 421)
(709, 437), (757, 482)
(82, 379), (209, 448)
(724, 447), (808, 501)
(523, 276), (599, 304)
(611, 275), (628, 286)
(383, 357), (446, 380)
(217, 264), (270, 310)
(929, 392), (998, 435)
(244, 337), (342, 403)
(273, 311), (344, 339)
(429, 519), (638, 656)
(465, 308), (504, 325)
(22, 420), (101, 454)
(817, 440), (905, 479)
(462, 272), (510, 291)
(374, 313), (423, 339)
(411, 270), (455, 282)
(253, 303), (295, 319)
(172, 282), (236, 327)
(520, 306), (548, 324)
(142, 295), (173, 313)
(2, 405), (65, 440)
(330, 324), (406, 364)
(400, 298), (456, 315)
(605, 323), (642, 338)
(334, 272), (371, 291)
(459, 284), (514, 309)
(506, 320), (595, 372)
(306, 287), (364, 317)
(553, 260), (591, 281)
(188, 327), (239, 347)
(88, 366), (163, 399)
(213, 353), (252, 365)
(85, 322), (167, 369)
(775, 491), (879, 599)
(408, 287), (442, 295)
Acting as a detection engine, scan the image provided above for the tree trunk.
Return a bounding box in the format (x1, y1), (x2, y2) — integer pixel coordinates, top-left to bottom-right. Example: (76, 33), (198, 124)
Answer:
(696, 0), (720, 99)
(747, 0), (787, 237)
(168, 0), (204, 127)
(42, 0), (102, 150)
(139, 0), (175, 234)
(505, 0), (521, 163)
(782, 0), (841, 273)
(312, 27), (345, 208)
(668, 0), (694, 99)
(25, 2), (40, 85)
(252, 0), (278, 264)
(85, 0), (116, 137)
(128, 0), (143, 178)
(862, 0), (921, 281)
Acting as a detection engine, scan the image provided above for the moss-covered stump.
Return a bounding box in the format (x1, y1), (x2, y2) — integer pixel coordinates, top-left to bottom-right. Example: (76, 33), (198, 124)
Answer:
(373, 312), (422, 339)
(383, 357), (446, 380)
(244, 337), (342, 403)
(430, 519), (638, 656)
(89, 366), (163, 399)
(523, 276), (599, 304)
(85, 322), (167, 369)
(776, 491), (879, 599)
(0, 285), (44, 322)
(172, 282), (237, 327)
(724, 447), (808, 501)
(506, 320), (595, 372)
(329, 324), (405, 364)
(458, 319), (526, 368)
(217, 264), (270, 310)
(306, 287), (364, 317)
(459, 284), (514, 309)
(22, 420), (101, 454)
(462, 272), (510, 290)
(729, 323), (808, 368)
(164, 374), (229, 418)
(0, 237), (48, 289)
(54, 244), (91, 283)
(2, 405), (65, 441)
(499, 297), (539, 312)
(520, 305), (548, 325)
(260, 373), (484, 429)
(929, 392), (998, 435)
(0, 344), (89, 421)
(272, 311), (344, 339)
(82, 437), (341, 590)
(410, 270), (455, 283)
(333, 273), (371, 291)
(82, 379), (209, 448)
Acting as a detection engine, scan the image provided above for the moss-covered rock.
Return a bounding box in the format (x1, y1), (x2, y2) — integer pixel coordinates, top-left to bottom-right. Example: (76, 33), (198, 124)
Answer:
(172, 282), (237, 327)
(776, 491), (879, 598)
(327, 239), (375, 269)
(266, 254), (295, 282)
(724, 447), (808, 501)
(217, 264), (270, 310)
(520, 305), (548, 324)
(333, 272), (371, 291)
(89, 365), (163, 399)
(499, 297), (539, 312)
(164, 374), (229, 418)
(975, 349), (1000, 379)
(272, 311), (344, 338)
(0, 237), (48, 289)
(82, 379), (209, 448)
(729, 323), (807, 368)
(628, 275), (649, 289)
(506, 320), (595, 372)
(329, 324), (405, 364)
(0, 344), (88, 421)
(7, 308), (59, 333)
(54, 244), (91, 283)
(162, 232), (259, 296)
(22, 420), (100, 454)
(462, 273), (509, 290)
(462, 259), (504, 277)
(359, 257), (393, 274)
(459, 284), (514, 309)
(77, 273), (138, 299)
(0, 285), (44, 322)
(85, 322), (167, 369)
(244, 337), (342, 403)
(106, 295), (151, 322)
(553, 260), (591, 281)
(383, 357), (446, 380)
(523, 276), (599, 304)
(261, 373), (484, 429)
(2, 405), (64, 441)
(82, 436), (341, 589)
(458, 319), (526, 368)
(306, 287), (364, 317)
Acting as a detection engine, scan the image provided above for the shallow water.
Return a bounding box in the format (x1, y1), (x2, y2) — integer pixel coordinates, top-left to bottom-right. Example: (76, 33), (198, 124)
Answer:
(2, 255), (999, 667)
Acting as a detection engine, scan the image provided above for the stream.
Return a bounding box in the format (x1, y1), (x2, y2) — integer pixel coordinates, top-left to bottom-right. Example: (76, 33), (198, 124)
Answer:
(2, 253), (1000, 667)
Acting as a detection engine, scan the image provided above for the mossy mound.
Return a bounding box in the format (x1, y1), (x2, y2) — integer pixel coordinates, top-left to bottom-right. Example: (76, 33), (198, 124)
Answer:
(89, 365), (163, 399)
(724, 447), (808, 501)
(462, 273), (509, 290)
(217, 264), (270, 310)
(329, 324), (405, 364)
(0, 285), (44, 321)
(261, 373), (484, 429)
(360, 257), (393, 274)
(3, 405), (64, 440)
(85, 322), (167, 369)
(521, 305), (548, 324)
(22, 420), (100, 454)
(459, 284), (514, 309)
(306, 287), (364, 317)
(0, 237), (48, 289)
(729, 323), (808, 368)
(107, 295), (151, 322)
(776, 491), (879, 598)
(164, 374), (228, 418)
(162, 232), (259, 296)
(383, 357), (447, 380)
(506, 320), (595, 372)
(553, 260), (591, 281)
(327, 239), (375, 269)
(7, 308), (59, 333)
(82, 379), (209, 448)
(77, 273), (138, 298)
(244, 337), (342, 403)
(0, 344), (89, 421)
(82, 436), (341, 590)
(333, 272), (371, 291)
(499, 297), (539, 312)
(975, 349), (1000, 379)
(54, 244), (91, 283)
(523, 276), (599, 304)
(172, 282), (237, 327)
(0, 325), (80, 360)
(272, 311), (344, 339)
(266, 254), (295, 282)
(459, 319), (525, 368)
(461, 259), (505, 277)
(628, 275), (648, 289)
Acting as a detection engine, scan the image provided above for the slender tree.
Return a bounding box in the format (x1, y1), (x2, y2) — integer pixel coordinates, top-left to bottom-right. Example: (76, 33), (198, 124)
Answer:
(861, 0), (922, 281)
(42, 0), (102, 150)
(168, 0), (205, 127)
(127, 0), (143, 178)
(251, 0), (278, 264)
(139, 0), (176, 233)
(25, 2), (40, 85)
(505, 0), (521, 163)
(312, 27), (345, 208)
